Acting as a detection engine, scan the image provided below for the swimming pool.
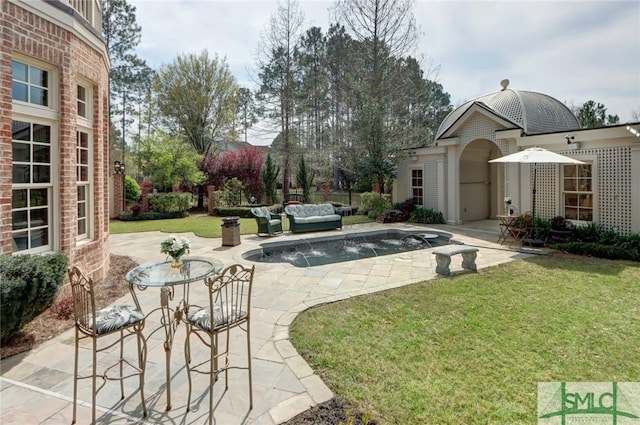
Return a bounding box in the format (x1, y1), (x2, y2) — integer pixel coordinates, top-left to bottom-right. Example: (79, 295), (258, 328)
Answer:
(243, 229), (452, 267)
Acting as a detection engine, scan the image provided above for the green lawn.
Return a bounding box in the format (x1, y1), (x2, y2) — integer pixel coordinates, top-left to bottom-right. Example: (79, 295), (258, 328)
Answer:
(109, 214), (372, 237)
(289, 254), (640, 424)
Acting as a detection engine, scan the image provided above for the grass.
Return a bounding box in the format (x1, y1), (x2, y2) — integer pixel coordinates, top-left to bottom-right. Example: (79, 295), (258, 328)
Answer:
(289, 253), (640, 424)
(109, 213), (373, 237)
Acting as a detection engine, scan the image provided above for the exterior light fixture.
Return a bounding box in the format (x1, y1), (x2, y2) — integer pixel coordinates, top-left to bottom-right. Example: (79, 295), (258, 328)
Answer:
(114, 160), (125, 174)
(565, 135), (580, 150)
(627, 126), (640, 137)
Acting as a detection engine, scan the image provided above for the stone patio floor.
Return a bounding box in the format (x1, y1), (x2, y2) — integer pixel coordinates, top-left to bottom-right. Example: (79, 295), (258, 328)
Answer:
(0, 221), (540, 424)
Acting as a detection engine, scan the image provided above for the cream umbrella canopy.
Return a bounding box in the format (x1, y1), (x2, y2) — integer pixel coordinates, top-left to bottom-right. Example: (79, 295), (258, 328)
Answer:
(489, 147), (585, 228)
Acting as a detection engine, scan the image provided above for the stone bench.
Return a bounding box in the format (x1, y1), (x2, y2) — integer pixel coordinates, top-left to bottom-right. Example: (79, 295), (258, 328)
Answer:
(432, 246), (479, 276)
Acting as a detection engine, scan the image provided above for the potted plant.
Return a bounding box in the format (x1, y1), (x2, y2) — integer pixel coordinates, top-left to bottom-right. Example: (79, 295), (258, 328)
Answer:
(549, 215), (574, 242)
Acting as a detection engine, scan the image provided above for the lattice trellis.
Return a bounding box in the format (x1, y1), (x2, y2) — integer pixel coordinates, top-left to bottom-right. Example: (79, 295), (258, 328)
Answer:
(590, 146), (632, 233)
(458, 113), (507, 146)
(529, 147), (632, 234)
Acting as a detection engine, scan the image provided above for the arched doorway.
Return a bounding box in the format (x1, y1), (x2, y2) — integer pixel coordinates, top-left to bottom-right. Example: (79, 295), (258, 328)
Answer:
(459, 139), (500, 221)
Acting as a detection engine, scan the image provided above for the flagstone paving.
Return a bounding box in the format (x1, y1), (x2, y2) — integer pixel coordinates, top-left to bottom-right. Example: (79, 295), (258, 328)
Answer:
(0, 221), (537, 424)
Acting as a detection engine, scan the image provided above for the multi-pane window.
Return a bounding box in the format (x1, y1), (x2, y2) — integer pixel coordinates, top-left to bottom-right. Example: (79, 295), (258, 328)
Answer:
(411, 169), (424, 206)
(12, 60), (49, 106)
(77, 131), (90, 239)
(563, 163), (593, 222)
(12, 120), (52, 252)
(77, 85), (87, 118)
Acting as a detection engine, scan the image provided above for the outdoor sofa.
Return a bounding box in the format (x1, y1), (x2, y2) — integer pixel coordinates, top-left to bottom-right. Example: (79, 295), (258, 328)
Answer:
(284, 203), (342, 233)
(250, 207), (283, 236)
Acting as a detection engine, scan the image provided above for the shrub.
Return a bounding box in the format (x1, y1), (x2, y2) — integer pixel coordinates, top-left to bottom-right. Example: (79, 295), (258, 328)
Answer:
(392, 198), (416, 221)
(572, 222), (603, 243)
(550, 215), (574, 231)
(408, 208), (445, 224)
(376, 209), (405, 223)
(118, 211), (188, 221)
(50, 296), (74, 320)
(0, 252), (69, 343)
(549, 221), (640, 261)
(125, 175), (141, 202)
(148, 192), (191, 213)
(213, 207), (256, 218)
(553, 242), (639, 261)
(359, 192), (391, 216)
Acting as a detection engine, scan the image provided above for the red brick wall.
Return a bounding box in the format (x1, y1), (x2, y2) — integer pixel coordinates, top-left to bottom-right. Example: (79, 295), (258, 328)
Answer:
(1, 1), (111, 281)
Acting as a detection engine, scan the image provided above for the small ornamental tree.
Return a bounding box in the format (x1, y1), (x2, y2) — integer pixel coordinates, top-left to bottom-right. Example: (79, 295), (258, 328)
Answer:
(296, 156), (315, 204)
(261, 153), (280, 204)
(203, 146), (265, 202)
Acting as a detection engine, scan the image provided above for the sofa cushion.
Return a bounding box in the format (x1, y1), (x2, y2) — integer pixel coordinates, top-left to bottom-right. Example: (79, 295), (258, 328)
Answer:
(251, 207), (274, 218)
(316, 204), (336, 215)
(285, 203), (337, 217)
(269, 219), (281, 226)
(305, 214), (341, 224)
(285, 204), (306, 217)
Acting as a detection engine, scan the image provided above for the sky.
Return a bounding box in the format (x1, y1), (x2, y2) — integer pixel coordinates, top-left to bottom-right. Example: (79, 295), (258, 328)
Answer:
(130, 0), (640, 145)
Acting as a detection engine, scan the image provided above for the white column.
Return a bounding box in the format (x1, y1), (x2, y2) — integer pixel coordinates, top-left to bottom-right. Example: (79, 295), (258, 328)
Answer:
(446, 145), (459, 224)
(437, 159), (445, 215)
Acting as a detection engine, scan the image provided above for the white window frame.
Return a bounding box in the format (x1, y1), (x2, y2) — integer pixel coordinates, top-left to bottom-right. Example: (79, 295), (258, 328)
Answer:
(11, 54), (59, 254)
(76, 129), (93, 241)
(76, 80), (92, 122)
(561, 156), (597, 225)
(76, 78), (94, 242)
(410, 168), (424, 206)
(11, 118), (58, 254)
(11, 55), (58, 118)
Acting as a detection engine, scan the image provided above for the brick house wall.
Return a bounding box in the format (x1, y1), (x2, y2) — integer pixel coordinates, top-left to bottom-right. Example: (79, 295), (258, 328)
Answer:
(0, 0), (111, 281)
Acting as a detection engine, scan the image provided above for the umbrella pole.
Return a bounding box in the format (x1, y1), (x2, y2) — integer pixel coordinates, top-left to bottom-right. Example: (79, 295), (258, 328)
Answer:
(532, 165), (537, 238)
(532, 165), (536, 220)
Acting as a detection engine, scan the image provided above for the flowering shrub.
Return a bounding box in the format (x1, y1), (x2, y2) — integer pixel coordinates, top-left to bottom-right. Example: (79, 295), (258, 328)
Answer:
(160, 235), (191, 259)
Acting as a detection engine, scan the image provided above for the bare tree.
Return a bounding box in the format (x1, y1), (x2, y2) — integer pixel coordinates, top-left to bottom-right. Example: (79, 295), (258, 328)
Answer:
(255, 0), (306, 197)
(333, 0), (419, 193)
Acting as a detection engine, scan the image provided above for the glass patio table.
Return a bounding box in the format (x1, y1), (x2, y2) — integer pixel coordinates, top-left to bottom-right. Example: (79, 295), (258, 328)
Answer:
(126, 256), (223, 410)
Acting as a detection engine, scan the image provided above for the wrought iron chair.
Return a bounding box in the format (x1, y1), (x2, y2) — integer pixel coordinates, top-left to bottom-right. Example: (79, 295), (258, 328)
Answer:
(68, 266), (147, 424)
(184, 264), (255, 423)
(511, 211), (535, 245)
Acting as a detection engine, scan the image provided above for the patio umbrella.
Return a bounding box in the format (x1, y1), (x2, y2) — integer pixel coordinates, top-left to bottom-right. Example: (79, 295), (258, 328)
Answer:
(489, 147), (585, 240)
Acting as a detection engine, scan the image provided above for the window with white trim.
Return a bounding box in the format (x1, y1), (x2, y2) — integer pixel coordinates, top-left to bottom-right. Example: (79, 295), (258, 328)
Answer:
(11, 120), (52, 252)
(12, 60), (49, 107)
(77, 85), (88, 118)
(76, 79), (93, 240)
(77, 130), (91, 240)
(411, 169), (424, 205)
(563, 163), (593, 222)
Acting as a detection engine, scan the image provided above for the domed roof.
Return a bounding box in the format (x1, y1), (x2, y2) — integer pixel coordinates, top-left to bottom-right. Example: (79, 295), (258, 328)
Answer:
(435, 81), (580, 139)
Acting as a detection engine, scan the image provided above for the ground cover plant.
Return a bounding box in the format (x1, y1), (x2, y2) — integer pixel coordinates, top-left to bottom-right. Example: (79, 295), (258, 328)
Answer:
(289, 253), (640, 424)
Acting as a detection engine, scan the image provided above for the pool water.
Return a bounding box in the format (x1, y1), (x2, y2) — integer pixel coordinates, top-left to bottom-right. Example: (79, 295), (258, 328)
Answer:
(243, 229), (452, 267)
